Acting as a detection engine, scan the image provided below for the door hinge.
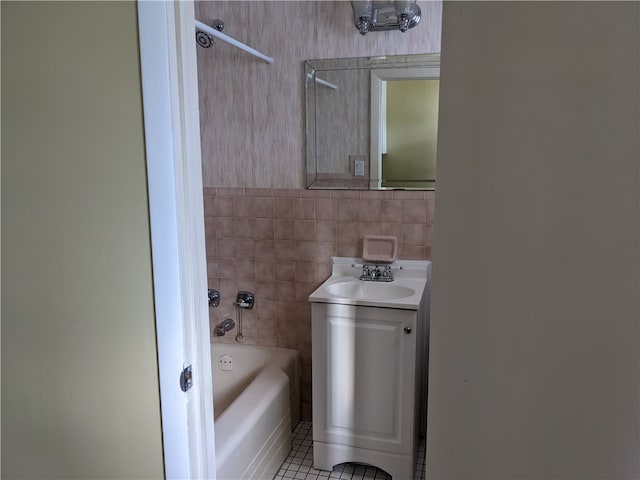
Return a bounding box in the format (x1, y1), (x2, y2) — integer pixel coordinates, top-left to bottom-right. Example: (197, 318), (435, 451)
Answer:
(180, 364), (193, 392)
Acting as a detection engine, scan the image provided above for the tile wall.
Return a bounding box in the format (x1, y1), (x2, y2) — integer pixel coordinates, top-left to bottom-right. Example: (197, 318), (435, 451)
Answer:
(205, 187), (434, 419)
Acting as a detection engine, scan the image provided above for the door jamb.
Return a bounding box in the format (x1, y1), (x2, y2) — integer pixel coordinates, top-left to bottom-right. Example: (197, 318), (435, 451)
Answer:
(137, 1), (216, 478)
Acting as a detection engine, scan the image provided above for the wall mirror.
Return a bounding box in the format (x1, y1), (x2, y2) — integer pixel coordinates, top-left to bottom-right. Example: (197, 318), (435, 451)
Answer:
(305, 53), (440, 190)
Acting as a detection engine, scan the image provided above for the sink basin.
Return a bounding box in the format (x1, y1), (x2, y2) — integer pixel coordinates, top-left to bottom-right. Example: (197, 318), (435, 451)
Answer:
(309, 257), (429, 309)
(325, 280), (415, 300)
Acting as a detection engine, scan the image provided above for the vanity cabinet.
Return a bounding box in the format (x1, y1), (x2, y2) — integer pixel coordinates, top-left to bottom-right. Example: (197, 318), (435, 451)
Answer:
(311, 298), (427, 479)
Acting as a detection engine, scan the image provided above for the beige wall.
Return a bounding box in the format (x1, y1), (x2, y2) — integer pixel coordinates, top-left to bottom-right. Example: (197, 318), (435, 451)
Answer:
(2, 2), (164, 478)
(428, 2), (639, 479)
(196, 1), (442, 188)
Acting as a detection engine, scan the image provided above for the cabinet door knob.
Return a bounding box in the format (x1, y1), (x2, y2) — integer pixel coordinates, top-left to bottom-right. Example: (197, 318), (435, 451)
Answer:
(404, 327), (412, 334)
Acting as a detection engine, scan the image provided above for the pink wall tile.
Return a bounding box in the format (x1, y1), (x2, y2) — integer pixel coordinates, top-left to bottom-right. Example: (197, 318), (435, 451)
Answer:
(275, 282), (296, 300)
(234, 218), (254, 238)
(205, 218), (216, 238)
(213, 196), (234, 217)
(296, 241), (316, 261)
(203, 195), (216, 217)
(273, 198), (294, 219)
(257, 298), (277, 319)
(216, 187), (244, 196)
(400, 245), (426, 259)
(254, 198), (273, 218)
(205, 237), (217, 256)
(301, 189), (330, 198)
(315, 262), (332, 282)
(403, 200), (428, 223)
(276, 321), (296, 345)
(255, 260), (276, 281)
(380, 222), (401, 237)
(402, 223), (427, 246)
(213, 217), (234, 237)
(255, 218), (274, 239)
(233, 196), (254, 218)
(205, 187), (435, 421)
(393, 190), (426, 200)
(273, 189), (301, 198)
(276, 262), (295, 281)
(295, 199), (315, 220)
(358, 222), (381, 238)
(315, 198), (337, 221)
(314, 242), (336, 263)
(316, 221), (336, 242)
(256, 281), (276, 301)
(234, 239), (255, 258)
(274, 219), (294, 240)
(217, 258), (235, 279)
(426, 190), (435, 225)
(236, 259), (256, 279)
(215, 283), (237, 308)
(336, 201), (359, 221)
(295, 262), (316, 283)
(258, 320), (277, 340)
(381, 200), (403, 223)
(330, 191), (360, 199)
(294, 220), (315, 241)
(241, 316), (258, 338)
(275, 240), (296, 261)
(337, 243), (360, 258)
(255, 240), (275, 260)
(207, 258), (218, 277)
(357, 199), (380, 222)
(216, 238), (235, 258)
(246, 187), (272, 197)
(337, 221), (359, 244)
(425, 225), (433, 246)
(363, 190), (394, 200)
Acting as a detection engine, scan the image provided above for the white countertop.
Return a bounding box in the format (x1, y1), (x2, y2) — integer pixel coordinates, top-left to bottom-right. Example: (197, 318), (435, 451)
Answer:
(308, 257), (429, 310)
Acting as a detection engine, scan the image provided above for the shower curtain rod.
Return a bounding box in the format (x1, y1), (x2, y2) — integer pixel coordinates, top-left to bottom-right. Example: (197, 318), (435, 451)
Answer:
(195, 20), (274, 65)
(307, 73), (338, 90)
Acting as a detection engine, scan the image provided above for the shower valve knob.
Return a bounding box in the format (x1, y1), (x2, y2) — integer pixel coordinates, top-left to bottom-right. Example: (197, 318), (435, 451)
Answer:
(235, 291), (255, 309)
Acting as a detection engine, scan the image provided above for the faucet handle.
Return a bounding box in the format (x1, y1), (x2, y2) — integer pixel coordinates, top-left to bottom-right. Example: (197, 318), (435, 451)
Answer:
(236, 291), (254, 309)
(208, 289), (220, 307)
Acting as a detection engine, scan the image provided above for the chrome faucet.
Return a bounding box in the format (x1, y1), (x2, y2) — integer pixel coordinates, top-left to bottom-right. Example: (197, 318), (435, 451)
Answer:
(360, 263), (394, 282)
(371, 266), (381, 280)
(214, 318), (236, 337)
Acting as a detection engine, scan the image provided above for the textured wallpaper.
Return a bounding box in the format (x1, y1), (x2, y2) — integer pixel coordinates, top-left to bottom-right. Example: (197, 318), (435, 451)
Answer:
(196, 1), (442, 188)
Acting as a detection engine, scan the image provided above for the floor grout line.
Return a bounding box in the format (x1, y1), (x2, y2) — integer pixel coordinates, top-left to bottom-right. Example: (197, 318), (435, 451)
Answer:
(274, 422), (426, 480)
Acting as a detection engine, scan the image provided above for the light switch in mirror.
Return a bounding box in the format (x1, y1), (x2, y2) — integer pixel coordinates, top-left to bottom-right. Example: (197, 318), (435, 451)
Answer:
(305, 53), (440, 190)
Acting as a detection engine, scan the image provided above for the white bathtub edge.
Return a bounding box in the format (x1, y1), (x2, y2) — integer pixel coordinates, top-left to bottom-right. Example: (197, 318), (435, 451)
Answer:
(215, 366), (291, 479)
(243, 409), (292, 480)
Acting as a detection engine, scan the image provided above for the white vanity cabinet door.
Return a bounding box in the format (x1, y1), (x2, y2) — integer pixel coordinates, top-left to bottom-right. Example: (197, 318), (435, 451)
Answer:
(312, 302), (417, 456)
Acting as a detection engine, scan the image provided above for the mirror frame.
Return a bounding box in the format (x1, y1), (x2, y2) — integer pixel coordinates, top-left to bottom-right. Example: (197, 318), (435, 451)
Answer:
(305, 53), (440, 190)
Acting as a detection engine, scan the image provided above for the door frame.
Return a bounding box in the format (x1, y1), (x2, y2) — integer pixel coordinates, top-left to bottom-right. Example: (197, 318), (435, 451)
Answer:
(137, 1), (216, 478)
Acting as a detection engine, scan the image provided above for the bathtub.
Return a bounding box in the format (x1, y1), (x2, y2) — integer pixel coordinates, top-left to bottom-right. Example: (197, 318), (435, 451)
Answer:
(211, 343), (300, 480)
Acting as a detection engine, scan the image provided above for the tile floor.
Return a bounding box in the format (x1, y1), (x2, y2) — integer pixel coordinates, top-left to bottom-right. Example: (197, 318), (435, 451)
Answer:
(274, 422), (426, 480)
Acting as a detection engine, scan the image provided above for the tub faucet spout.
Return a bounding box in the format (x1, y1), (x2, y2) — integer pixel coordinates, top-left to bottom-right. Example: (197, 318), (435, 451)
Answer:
(214, 318), (236, 336)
